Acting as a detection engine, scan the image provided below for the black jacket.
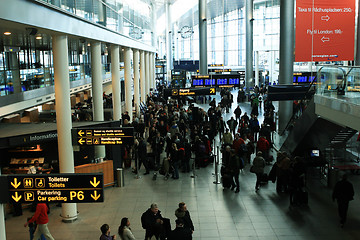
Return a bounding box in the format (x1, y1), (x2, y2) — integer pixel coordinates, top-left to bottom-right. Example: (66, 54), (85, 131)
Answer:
(175, 209), (194, 231)
(332, 179), (354, 202)
(167, 227), (192, 240)
(141, 208), (164, 230)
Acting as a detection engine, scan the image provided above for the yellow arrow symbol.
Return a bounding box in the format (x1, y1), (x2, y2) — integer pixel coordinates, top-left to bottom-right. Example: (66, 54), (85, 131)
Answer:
(12, 192), (22, 202)
(210, 88), (215, 94)
(91, 190), (100, 201)
(90, 177), (100, 188)
(78, 138), (85, 145)
(11, 178), (21, 189)
(78, 130), (85, 137)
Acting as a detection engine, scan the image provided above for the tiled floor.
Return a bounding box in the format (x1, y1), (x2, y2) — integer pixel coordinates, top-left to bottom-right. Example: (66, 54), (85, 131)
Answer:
(4, 90), (360, 239)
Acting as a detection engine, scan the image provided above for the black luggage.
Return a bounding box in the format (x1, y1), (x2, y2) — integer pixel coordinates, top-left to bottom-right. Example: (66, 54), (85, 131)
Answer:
(293, 190), (308, 205)
(222, 174), (232, 189)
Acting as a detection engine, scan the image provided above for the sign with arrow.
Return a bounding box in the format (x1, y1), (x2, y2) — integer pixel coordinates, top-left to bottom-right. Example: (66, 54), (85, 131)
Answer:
(74, 127), (134, 146)
(295, 0), (355, 62)
(5, 173), (104, 203)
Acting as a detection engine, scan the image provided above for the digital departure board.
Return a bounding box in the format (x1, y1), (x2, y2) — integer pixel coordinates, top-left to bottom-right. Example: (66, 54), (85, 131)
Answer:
(74, 128), (134, 145)
(293, 72), (317, 84)
(192, 79), (204, 86)
(6, 173), (104, 203)
(204, 79), (215, 86)
(191, 74), (241, 87)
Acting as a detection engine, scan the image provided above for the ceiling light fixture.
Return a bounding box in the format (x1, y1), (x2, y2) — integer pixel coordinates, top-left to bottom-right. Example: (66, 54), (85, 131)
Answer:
(4, 32), (11, 35)
(36, 36), (42, 40)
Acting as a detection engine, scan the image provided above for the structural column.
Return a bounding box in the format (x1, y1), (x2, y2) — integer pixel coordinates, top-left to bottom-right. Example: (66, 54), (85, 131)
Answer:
(255, 51), (259, 87)
(9, 52), (22, 94)
(124, 47), (133, 122)
(246, 0), (254, 90)
(145, 52), (150, 96)
(52, 35), (77, 222)
(111, 45), (121, 122)
(0, 169), (5, 240)
(151, 2), (157, 47)
(199, 0), (208, 75)
(356, 0), (360, 65)
(278, 0), (295, 133)
(165, 0), (172, 81)
(133, 49), (140, 117)
(91, 42), (106, 159)
(151, 53), (155, 90)
(140, 51), (146, 103)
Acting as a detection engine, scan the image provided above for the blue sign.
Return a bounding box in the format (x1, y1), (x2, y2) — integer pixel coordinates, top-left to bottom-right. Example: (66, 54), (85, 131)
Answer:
(217, 79), (227, 85)
(192, 79), (204, 86)
(205, 79), (215, 86)
(229, 78), (239, 85)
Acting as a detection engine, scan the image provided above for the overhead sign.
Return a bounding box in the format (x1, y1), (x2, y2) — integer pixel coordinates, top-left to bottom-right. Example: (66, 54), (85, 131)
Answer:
(164, 87), (216, 97)
(6, 173), (103, 203)
(191, 74), (241, 87)
(75, 128), (134, 145)
(268, 84), (314, 101)
(295, 0), (356, 62)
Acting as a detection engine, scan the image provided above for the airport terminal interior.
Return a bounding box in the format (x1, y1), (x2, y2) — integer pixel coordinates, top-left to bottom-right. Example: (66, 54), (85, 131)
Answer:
(1, 0), (360, 240)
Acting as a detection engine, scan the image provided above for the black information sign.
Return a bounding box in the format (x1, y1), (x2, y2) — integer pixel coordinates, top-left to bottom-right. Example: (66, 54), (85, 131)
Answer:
(74, 127), (134, 145)
(7, 173), (104, 203)
(164, 87), (216, 98)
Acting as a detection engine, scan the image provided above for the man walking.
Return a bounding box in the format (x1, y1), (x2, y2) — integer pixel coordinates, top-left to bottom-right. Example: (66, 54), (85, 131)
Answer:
(24, 203), (55, 240)
(332, 174), (354, 228)
(175, 202), (194, 238)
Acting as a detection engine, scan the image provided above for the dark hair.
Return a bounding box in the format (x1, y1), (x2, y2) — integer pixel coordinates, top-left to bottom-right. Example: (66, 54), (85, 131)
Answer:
(178, 202), (185, 209)
(118, 218), (128, 237)
(34, 160), (39, 164)
(100, 224), (109, 235)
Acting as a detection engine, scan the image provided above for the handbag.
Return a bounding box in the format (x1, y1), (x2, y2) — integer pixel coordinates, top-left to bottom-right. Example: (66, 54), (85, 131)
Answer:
(250, 165), (256, 173)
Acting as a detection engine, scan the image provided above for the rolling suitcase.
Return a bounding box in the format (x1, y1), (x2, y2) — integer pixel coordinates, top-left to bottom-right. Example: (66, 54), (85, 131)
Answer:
(222, 174), (232, 188)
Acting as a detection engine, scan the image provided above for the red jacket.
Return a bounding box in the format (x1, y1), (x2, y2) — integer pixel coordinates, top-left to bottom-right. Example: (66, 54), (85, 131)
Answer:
(257, 137), (270, 152)
(28, 203), (49, 225)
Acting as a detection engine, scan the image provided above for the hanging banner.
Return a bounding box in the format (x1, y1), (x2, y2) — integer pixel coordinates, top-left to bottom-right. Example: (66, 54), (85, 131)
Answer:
(295, 0), (356, 62)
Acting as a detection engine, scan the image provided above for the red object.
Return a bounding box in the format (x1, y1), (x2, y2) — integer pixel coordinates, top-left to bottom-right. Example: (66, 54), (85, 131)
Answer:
(257, 137), (270, 152)
(295, 0), (356, 62)
(28, 203), (49, 225)
(357, 132), (360, 141)
(232, 138), (245, 154)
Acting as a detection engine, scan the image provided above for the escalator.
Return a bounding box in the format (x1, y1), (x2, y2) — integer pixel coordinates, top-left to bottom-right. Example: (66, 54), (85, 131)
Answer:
(280, 96), (357, 157)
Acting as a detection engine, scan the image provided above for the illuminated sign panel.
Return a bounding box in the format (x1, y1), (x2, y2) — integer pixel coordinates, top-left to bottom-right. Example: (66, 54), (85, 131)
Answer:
(75, 128), (134, 145)
(191, 74), (241, 87)
(295, 0), (356, 61)
(7, 173), (104, 203)
(164, 87), (216, 97)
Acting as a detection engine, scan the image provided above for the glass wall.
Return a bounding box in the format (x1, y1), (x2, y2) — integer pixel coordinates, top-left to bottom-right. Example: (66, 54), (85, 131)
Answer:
(0, 34), (111, 96)
(175, 1), (280, 67)
(36, 0), (152, 45)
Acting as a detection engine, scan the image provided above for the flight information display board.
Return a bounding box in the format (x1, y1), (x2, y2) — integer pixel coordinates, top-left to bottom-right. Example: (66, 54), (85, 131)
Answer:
(293, 72), (317, 84)
(74, 128), (134, 145)
(191, 74), (241, 87)
(6, 173), (104, 203)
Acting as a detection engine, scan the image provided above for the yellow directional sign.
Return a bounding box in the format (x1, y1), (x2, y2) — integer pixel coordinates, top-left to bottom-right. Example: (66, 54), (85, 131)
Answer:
(6, 173), (104, 203)
(24, 178), (33, 188)
(10, 178), (21, 189)
(74, 128), (134, 146)
(78, 138), (85, 145)
(12, 192), (22, 202)
(210, 88), (215, 94)
(91, 190), (101, 201)
(78, 130), (85, 137)
(90, 177), (100, 188)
